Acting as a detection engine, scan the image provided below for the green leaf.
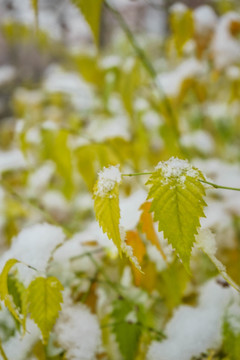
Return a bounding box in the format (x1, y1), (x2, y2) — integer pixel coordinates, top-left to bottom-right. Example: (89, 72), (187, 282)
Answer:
(93, 181), (122, 254)
(146, 158), (206, 270)
(31, 0), (38, 28)
(27, 276), (64, 344)
(158, 261), (189, 310)
(71, 0), (103, 44)
(118, 59), (141, 117)
(41, 129), (74, 198)
(7, 275), (25, 312)
(111, 299), (141, 360)
(223, 316), (240, 360)
(170, 8), (194, 55)
(0, 259), (22, 324)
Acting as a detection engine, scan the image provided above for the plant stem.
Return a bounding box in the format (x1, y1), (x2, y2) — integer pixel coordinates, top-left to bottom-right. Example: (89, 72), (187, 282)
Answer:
(104, 0), (180, 142)
(122, 172), (153, 177)
(0, 339), (8, 360)
(199, 179), (240, 192)
(104, 0), (156, 78)
(123, 172), (240, 193)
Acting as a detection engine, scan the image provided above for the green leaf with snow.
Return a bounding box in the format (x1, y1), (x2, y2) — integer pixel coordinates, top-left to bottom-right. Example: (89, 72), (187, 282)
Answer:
(146, 158), (206, 270)
(93, 166), (122, 254)
(27, 276), (63, 344)
(0, 259), (22, 324)
(71, 0), (103, 45)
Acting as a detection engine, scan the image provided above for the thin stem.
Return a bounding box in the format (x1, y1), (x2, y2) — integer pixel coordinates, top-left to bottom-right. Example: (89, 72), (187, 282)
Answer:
(0, 339), (8, 360)
(104, 0), (180, 141)
(200, 179), (240, 192)
(104, 0), (156, 78)
(122, 172), (153, 177)
(122, 172), (240, 193)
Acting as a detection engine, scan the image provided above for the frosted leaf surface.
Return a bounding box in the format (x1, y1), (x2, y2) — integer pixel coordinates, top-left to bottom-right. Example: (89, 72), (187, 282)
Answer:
(155, 157), (199, 186)
(95, 165), (121, 198)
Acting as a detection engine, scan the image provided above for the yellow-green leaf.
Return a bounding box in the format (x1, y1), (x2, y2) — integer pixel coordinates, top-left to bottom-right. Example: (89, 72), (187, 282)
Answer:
(41, 129), (74, 198)
(0, 259), (22, 323)
(31, 0), (38, 28)
(93, 166), (122, 254)
(27, 276), (63, 344)
(71, 0), (103, 44)
(147, 157), (206, 270)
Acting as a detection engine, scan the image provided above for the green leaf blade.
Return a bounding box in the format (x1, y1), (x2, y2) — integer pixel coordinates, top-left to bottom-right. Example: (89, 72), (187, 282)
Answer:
(71, 0), (103, 44)
(0, 259), (22, 323)
(27, 276), (64, 344)
(93, 165), (122, 254)
(147, 158), (206, 270)
(112, 299), (141, 360)
(94, 183), (122, 254)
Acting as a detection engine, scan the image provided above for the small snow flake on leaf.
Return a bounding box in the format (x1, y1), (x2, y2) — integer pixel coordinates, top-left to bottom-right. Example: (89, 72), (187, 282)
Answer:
(146, 157), (206, 271)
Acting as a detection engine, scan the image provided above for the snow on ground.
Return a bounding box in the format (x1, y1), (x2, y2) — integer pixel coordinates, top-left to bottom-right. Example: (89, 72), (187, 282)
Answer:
(147, 279), (239, 360)
(55, 299), (101, 360)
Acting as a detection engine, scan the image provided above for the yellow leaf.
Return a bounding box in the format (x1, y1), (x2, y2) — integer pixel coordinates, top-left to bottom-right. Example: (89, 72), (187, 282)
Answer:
(93, 166), (122, 254)
(126, 230), (146, 285)
(71, 0), (103, 45)
(27, 276), (64, 343)
(147, 158), (206, 270)
(139, 202), (167, 262)
(31, 0), (38, 28)
(94, 183), (122, 254)
(0, 259), (22, 323)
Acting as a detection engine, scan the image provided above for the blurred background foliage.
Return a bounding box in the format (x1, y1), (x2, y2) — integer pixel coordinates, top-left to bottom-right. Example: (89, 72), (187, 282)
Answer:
(0, 0), (240, 359)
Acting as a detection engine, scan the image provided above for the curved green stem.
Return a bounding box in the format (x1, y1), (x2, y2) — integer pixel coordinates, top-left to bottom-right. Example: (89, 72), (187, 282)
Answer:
(122, 172), (153, 177)
(104, 0), (181, 145)
(199, 179), (240, 192)
(122, 172), (240, 192)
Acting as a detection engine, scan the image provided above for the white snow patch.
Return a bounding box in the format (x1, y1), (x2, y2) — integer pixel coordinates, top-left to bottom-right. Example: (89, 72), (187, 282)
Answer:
(156, 58), (205, 97)
(95, 165), (121, 198)
(0, 224), (65, 286)
(55, 302), (101, 360)
(120, 189), (147, 230)
(155, 157), (199, 185)
(226, 65), (240, 80)
(170, 2), (188, 14)
(211, 12), (240, 69)
(181, 130), (214, 155)
(195, 228), (217, 256)
(44, 66), (94, 111)
(28, 162), (55, 195)
(0, 65), (16, 85)
(3, 320), (40, 360)
(194, 5), (217, 35)
(0, 149), (27, 173)
(147, 279), (237, 360)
